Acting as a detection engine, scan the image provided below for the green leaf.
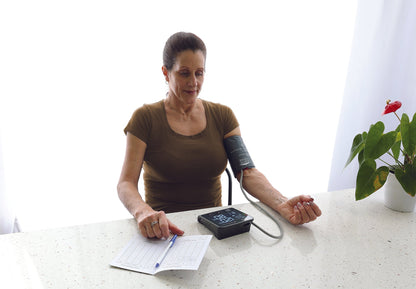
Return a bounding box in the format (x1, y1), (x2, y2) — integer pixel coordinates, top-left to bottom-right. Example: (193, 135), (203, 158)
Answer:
(355, 159), (389, 200)
(391, 126), (401, 161)
(345, 133), (366, 167)
(358, 149), (365, 166)
(395, 164), (416, 197)
(401, 113), (416, 157)
(364, 121), (397, 160)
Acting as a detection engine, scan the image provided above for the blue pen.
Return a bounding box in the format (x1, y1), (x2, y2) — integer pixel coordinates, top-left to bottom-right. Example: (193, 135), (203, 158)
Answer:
(155, 234), (178, 268)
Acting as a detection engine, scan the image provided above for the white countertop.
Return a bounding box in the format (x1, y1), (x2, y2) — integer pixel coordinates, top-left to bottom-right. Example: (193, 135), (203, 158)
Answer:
(1, 189), (415, 288)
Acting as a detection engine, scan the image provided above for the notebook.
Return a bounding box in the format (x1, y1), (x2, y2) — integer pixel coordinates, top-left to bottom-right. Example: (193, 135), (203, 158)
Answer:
(110, 234), (212, 275)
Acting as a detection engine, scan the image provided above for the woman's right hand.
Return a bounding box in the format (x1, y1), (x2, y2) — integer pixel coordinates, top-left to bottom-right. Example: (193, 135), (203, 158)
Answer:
(135, 205), (184, 239)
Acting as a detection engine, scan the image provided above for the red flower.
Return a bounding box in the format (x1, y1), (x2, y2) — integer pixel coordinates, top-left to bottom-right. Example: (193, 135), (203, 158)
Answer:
(382, 100), (402, 115)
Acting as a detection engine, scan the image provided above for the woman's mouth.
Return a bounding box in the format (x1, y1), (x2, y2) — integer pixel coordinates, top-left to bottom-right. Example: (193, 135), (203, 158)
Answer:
(184, 90), (198, 96)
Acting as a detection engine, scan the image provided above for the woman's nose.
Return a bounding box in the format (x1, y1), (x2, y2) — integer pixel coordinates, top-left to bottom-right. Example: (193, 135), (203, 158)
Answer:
(188, 75), (197, 86)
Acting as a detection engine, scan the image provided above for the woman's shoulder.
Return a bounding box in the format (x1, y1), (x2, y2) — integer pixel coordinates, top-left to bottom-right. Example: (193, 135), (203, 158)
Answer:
(131, 100), (164, 115)
(201, 99), (238, 132)
(124, 100), (165, 138)
(139, 100), (164, 111)
(201, 99), (233, 113)
(127, 100), (165, 126)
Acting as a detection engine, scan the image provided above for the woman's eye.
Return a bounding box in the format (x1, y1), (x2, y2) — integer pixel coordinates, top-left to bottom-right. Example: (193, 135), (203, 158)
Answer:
(179, 71), (190, 77)
(178, 70), (204, 77)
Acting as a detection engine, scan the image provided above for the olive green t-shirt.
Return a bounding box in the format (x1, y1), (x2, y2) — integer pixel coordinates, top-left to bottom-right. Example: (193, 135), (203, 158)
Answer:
(124, 99), (239, 213)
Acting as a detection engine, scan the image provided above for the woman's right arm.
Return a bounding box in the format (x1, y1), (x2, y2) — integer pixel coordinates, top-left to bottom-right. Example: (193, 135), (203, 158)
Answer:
(117, 133), (184, 239)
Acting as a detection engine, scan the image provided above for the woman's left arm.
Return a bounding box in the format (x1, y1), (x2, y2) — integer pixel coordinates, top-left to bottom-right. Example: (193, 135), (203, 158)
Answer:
(224, 128), (322, 225)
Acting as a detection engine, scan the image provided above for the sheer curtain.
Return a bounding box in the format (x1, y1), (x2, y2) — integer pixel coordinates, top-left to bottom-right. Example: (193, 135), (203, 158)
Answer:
(328, 0), (416, 191)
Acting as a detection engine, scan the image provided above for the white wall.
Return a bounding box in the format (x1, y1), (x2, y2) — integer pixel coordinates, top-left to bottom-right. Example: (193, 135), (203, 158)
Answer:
(0, 0), (357, 231)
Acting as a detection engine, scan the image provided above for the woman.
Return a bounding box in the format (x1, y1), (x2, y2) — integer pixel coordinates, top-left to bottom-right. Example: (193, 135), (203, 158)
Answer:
(117, 32), (321, 239)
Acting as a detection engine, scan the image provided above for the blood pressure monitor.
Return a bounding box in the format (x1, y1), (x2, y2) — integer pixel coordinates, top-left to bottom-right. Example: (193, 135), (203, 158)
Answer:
(198, 208), (254, 240)
(197, 135), (282, 240)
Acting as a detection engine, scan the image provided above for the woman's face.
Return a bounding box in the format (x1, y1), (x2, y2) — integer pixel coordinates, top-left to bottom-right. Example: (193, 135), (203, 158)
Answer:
(163, 49), (205, 106)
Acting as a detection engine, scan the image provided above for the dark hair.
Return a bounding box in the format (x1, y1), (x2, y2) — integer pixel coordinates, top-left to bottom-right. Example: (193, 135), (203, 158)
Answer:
(163, 32), (207, 71)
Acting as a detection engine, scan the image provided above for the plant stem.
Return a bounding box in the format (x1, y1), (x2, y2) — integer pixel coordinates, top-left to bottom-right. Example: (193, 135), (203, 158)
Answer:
(378, 158), (394, 168)
(386, 151), (404, 167)
(394, 112), (401, 122)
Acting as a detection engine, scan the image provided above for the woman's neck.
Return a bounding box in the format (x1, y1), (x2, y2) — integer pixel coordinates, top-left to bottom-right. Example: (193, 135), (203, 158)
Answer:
(164, 95), (200, 117)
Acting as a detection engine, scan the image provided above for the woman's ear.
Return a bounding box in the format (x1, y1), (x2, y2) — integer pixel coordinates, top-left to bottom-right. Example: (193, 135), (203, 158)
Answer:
(161, 66), (169, 82)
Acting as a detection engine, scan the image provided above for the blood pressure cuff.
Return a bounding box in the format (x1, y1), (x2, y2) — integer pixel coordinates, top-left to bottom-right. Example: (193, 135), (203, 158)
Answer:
(224, 135), (255, 177)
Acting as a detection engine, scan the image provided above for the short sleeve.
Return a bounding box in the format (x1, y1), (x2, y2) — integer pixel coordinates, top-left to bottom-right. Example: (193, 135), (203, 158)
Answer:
(124, 105), (152, 143)
(220, 104), (239, 135)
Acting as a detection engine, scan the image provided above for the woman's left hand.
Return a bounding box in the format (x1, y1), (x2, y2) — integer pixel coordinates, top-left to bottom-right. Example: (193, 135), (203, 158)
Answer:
(276, 195), (322, 225)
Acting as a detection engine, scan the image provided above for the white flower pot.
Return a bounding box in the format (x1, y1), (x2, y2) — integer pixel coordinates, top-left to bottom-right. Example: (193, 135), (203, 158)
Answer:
(383, 173), (416, 212)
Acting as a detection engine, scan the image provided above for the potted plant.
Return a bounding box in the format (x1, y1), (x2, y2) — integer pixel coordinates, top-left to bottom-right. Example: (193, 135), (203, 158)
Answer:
(345, 100), (416, 210)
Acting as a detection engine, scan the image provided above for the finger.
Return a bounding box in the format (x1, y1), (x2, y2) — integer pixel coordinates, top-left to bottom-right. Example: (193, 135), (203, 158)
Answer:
(138, 217), (152, 238)
(138, 222), (148, 238)
(155, 211), (170, 239)
(288, 195), (311, 207)
(302, 202), (317, 221)
(297, 202), (310, 224)
(145, 222), (156, 238)
(142, 215), (158, 238)
(299, 195), (314, 203)
(167, 219), (185, 236)
(310, 201), (322, 216)
(151, 221), (163, 239)
(287, 196), (302, 207)
(290, 205), (302, 225)
(150, 211), (169, 239)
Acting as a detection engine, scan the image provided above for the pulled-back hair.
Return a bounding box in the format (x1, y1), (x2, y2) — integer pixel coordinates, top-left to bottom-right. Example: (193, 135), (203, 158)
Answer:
(163, 32), (207, 71)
